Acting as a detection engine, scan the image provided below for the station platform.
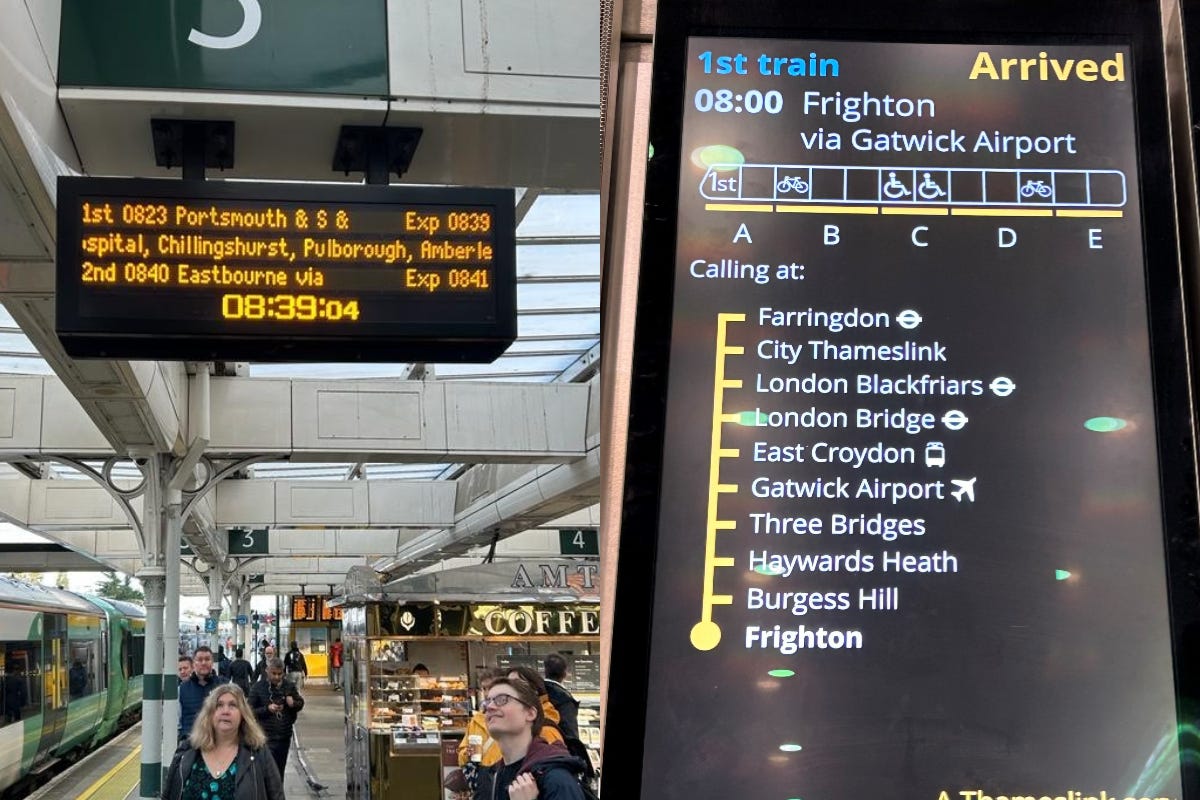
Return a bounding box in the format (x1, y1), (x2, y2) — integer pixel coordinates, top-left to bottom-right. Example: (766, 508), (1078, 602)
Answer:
(29, 681), (348, 800)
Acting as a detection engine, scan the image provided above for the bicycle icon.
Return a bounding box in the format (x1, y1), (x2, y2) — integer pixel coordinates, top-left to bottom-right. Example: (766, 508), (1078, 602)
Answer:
(917, 172), (946, 200)
(883, 171), (911, 199)
(776, 175), (810, 194)
(1020, 179), (1053, 199)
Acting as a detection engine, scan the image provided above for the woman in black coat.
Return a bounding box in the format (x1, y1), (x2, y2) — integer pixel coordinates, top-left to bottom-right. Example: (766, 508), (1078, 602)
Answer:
(163, 683), (285, 800)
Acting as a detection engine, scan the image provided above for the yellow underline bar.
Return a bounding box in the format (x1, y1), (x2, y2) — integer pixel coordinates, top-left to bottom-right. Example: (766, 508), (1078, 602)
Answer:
(951, 207), (1053, 217)
(711, 594), (734, 605)
(1056, 209), (1124, 218)
(706, 203), (773, 212)
(713, 520), (737, 530)
(882, 206), (950, 216)
(717, 483), (738, 493)
(712, 557), (736, 568)
(718, 448), (739, 458)
(776, 204), (879, 214)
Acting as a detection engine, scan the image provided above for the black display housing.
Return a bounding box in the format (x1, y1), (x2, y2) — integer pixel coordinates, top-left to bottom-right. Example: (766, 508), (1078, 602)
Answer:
(607, 1), (1200, 798)
(56, 177), (516, 362)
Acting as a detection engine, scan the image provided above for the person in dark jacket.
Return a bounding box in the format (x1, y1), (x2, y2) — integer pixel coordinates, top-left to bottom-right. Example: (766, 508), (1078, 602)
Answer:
(179, 646), (228, 741)
(228, 646), (254, 695)
(542, 653), (580, 741)
(3, 663), (27, 722)
(283, 641), (308, 689)
(163, 683), (284, 800)
(473, 676), (585, 800)
(249, 656), (305, 777)
(253, 645), (276, 683)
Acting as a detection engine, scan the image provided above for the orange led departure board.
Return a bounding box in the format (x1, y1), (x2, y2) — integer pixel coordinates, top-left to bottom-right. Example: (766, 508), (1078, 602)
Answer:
(56, 178), (516, 361)
(291, 595), (342, 623)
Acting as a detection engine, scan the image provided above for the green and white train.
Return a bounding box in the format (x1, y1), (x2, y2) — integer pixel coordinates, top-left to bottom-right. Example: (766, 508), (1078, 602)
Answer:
(0, 575), (145, 795)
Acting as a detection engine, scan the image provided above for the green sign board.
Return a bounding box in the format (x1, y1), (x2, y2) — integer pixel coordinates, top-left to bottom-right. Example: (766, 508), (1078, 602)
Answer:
(558, 529), (599, 556)
(59, 0), (388, 95)
(228, 528), (269, 555)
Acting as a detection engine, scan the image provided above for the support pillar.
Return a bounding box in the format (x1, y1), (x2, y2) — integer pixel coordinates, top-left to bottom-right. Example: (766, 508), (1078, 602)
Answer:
(137, 451), (168, 800)
(139, 571), (166, 799)
(161, 491), (182, 777)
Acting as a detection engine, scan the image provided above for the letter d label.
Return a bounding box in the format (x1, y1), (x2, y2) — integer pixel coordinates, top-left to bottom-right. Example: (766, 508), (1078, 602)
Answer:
(998, 227), (1017, 248)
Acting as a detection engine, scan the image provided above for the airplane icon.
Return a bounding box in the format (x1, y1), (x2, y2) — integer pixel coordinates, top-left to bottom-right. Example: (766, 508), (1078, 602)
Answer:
(950, 477), (976, 503)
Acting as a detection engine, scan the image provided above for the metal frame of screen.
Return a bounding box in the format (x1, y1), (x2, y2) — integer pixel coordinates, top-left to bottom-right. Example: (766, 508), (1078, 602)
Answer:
(55, 178), (517, 362)
(605, 0), (1200, 797)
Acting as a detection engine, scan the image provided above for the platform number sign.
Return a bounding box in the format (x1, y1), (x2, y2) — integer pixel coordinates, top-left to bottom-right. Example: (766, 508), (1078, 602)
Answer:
(204, 618), (217, 633)
(558, 529), (598, 556)
(229, 527), (269, 555)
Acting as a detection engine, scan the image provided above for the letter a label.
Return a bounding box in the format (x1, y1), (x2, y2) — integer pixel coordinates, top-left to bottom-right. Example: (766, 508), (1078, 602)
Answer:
(733, 223), (753, 244)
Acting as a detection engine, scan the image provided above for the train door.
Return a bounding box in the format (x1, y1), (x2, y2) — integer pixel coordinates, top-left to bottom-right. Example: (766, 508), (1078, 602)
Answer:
(33, 614), (67, 763)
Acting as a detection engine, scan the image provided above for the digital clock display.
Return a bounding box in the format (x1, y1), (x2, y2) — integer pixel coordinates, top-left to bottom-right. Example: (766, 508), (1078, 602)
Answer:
(56, 178), (516, 362)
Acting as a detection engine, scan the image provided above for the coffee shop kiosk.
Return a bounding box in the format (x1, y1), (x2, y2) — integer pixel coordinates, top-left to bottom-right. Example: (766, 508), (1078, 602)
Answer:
(336, 560), (601, 800)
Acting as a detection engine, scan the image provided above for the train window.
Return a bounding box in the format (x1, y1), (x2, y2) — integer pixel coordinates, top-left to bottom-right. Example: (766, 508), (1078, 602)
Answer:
(0, 642), (40, 727)
(130, 633), (145, 677)
(68, 640), (98, 699)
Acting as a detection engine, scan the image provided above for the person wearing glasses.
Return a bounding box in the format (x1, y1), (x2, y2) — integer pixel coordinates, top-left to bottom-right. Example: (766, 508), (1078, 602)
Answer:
(473, 675), (587, 800)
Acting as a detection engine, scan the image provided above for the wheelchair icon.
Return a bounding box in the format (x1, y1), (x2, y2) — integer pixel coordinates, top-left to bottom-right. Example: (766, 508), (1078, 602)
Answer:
(883, 171), (911, 199)
(917, 172), (946, 200)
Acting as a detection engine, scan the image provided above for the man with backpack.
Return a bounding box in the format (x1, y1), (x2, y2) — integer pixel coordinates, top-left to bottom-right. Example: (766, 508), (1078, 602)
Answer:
(473, 675), (590, 800)
(228, 645), (254, 694)
(284, 641), (308, 689)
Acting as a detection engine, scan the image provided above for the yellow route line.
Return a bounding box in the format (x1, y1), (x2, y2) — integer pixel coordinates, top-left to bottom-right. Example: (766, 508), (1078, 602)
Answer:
(882, 207), (949, 216)
(720, 413), (740, 423)
(1056, 209), (1123, 218)
(718, 448), (739, 458)
(724, 346), (745, 355)
(713, 520), (737, 530)
(700, 313), (745, 633)
(717, 483), (738, 493)
(712, 557), (736, 568)
(951, 207), (1053, 217)
(711, 595), (734, 605)
(706, 203), (773, 212)
(77, 744), (142, 800)
(721, 379), (742, 389)
(776, 204), (879, 214)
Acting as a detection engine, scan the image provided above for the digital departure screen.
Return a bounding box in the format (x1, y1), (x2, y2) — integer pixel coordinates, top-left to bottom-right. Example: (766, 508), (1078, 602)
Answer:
(55, 178), (516, 361)
(609, 9), (1200, 799)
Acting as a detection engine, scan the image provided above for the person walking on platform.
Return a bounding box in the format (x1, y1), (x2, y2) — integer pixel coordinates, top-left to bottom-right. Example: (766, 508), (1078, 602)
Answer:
(216, 645), (231, 680)
(163, 684), (285, 800)
(542, 653), (580, 741)
(180, 646), (229, 742)
(284, 641), (308, 689)
(473, 675), (586, 800)
(330, 637), (344, 690)
(177, 655), (193, 685)
(250, 656), (305, 777)
(229, 646), (254, 695)
(253, 645), (276, 683)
